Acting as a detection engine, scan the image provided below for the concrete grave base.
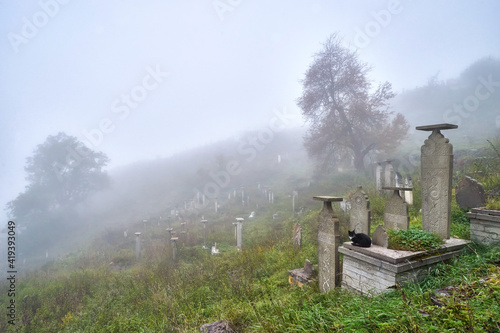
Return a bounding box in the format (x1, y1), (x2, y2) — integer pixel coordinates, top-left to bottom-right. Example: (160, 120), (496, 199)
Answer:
(467, 208), (500, 244)
(339, 239), (468, 295)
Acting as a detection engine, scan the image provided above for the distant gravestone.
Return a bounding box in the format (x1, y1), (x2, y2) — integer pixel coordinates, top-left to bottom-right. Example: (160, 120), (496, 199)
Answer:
(404, 175), (413, 205)
(383, 187), (410, 231)
(349, 186), (371, 235)
(293, 223), (302, 247)
(395, 172), (403, 188)
(375, 163), (383, 193)
(384, 162), (394, 191)
(371, 225), (389, 248)
(455, 176), (486, 209)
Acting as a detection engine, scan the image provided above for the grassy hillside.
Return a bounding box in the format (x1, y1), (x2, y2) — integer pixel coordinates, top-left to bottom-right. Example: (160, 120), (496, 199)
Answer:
(2, 129), (500, 332)
(1, 168), (500, 332)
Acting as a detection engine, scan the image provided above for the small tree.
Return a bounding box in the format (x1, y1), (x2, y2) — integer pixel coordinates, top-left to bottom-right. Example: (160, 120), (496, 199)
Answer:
(297, 34), (409, 172)
(6, 132), (109, 223)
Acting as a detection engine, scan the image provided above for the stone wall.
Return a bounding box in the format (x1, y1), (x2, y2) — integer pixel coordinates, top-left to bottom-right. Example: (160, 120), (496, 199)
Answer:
(467, 208), (500, 244)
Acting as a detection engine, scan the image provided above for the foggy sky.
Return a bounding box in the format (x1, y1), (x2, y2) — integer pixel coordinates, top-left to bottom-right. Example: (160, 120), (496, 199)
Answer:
(1, 0), (499, 223)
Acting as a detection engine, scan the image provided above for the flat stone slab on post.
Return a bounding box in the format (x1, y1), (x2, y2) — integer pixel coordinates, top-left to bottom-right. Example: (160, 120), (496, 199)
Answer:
(417, 123), (458, 239)
(313, 196), (343, 293)
(416, 124), (458, 131)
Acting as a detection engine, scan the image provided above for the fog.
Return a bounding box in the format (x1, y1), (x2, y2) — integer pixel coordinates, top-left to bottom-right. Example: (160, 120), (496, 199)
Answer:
(1, 1), (499, 265)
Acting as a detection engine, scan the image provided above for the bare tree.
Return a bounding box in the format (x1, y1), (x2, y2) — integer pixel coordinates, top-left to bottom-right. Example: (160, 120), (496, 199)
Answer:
(297, 34), (409, 172)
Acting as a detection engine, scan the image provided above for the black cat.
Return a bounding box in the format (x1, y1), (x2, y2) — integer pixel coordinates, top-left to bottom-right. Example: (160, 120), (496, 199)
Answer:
(348, 230), (371, 247)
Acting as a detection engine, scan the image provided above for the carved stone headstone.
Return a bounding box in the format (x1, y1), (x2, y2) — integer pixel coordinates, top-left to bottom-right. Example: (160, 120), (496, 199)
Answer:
(293, 223), (302, 247)
(417, 123), (457, 239)
(313, 196), (342, 293)
(404, 175), (413, 205)
(455, 176), (486, 210)
(371, 225), (389, 248)
(383, 187), (410, 231)
(349, 186), (371, 235)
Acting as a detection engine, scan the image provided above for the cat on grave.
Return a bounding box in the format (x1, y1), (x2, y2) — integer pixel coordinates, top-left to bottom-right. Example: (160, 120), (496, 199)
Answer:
(348, 229), (371, 247)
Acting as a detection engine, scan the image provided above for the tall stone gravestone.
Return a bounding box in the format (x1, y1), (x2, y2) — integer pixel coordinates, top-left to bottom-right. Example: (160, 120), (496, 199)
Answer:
(395, 172), (403, 188)
(384, 162), (394, 190)
(235, 218), (244, 250)
(455, 176), (486, 210)
(375, 163), (383, 193)
(417, 124), (457, 239)
(313, 196), (342, 293)
(349, 186), (371, 235)
(404, 175), (413, 205)
(135, 232), (141, 259)
(383, 187), (410, 230)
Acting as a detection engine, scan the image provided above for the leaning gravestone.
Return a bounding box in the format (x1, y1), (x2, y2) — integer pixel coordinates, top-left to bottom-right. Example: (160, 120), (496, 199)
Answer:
(455, 176), (486, 210)
(383, 187), (410, 231)
(288, 259), (316, 287)
(349, 186), (371, 235)
(313, 196), (342, 293)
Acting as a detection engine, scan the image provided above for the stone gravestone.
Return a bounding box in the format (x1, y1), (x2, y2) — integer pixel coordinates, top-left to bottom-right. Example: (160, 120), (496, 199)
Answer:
(313, 196), (343, 293)
(375, 163), (383, 193)
(383, 187), (411, 231)
(371, 225), (389, 248)
(135, 232), (141, 259)
(349, 186), (371, 235)
(288, 259), (316, 287)
(293, 223), (302, 247)
(404, 175), (413, 205)
(235, 218), (244, 250)
(455, 176), (486, 210)
(395, 172), (403, 187)
(384, 162), (394, 193)
(417, 123), (457, 239)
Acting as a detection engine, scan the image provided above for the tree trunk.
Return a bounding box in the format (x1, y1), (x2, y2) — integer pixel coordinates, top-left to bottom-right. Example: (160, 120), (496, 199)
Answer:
(353, 150), (365, 173)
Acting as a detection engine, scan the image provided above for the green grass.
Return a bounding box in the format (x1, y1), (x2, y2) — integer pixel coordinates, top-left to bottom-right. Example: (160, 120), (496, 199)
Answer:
(2, 169), (499, 332)
(387, 229), (443, 251)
